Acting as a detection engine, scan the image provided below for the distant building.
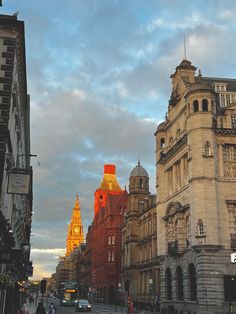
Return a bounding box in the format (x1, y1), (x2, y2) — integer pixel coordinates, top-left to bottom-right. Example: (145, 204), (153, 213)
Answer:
(87, 164), (128, 303)
(0, 14), (32, 314)
(121, 161), (158, 308)
(84, 224), (93, 299)
(55, 195), (85, 289)
(155, 59), (236, 313)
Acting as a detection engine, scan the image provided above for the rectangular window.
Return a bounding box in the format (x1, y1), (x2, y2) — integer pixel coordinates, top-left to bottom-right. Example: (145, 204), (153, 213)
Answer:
(108, 236), (111, 245)
(231, 115), (236, 129)
(175, 161), (181, 190)
(167, 167), (173, 195)
(223, 145), (236, 161)
(112, 235), (115, 245)
(111, 250), (115, 262)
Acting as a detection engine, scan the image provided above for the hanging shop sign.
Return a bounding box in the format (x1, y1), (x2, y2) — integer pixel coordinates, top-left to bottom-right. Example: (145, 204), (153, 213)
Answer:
(7, 171), (31, 195)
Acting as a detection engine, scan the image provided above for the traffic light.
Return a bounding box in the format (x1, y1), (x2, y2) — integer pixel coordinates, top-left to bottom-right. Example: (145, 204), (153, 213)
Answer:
(40, 279), (46, 294)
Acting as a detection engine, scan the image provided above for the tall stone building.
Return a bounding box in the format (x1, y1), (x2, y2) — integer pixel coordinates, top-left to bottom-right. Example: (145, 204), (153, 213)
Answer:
(121, 161), (158, 309)
(66, 195), (84, 256)
(0, 14), (32, 314)
(155, 59), (236, 313)
(88, 164), (128, 303)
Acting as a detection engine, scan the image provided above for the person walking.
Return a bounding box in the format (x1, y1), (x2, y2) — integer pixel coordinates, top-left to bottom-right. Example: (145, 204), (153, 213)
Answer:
(129, 301), (134, 314)
(48, 302), (57, 314)
(17, 302), (29, 314)
(35, 302), (46, 314)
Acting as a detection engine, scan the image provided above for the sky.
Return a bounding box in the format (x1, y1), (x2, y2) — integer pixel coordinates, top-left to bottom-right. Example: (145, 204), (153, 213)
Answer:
(2, 0), (236, 280)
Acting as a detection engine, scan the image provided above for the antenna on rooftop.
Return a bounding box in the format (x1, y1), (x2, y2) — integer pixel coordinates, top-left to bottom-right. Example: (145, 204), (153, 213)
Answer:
(184, 33), (187, 60)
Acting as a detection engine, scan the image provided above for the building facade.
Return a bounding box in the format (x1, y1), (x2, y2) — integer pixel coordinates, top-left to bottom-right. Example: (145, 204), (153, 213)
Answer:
(121, 162), (158, 309)
(0, 14), (32, 314)
(89, 164), (128, 303)
(155, 59), (236, 313)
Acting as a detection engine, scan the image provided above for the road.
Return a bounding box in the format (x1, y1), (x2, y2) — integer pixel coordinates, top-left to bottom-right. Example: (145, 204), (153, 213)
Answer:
(28, 298), (126, 314)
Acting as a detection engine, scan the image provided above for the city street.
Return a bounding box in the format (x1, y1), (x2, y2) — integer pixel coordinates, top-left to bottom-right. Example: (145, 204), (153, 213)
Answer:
(28, 298), (127, 314)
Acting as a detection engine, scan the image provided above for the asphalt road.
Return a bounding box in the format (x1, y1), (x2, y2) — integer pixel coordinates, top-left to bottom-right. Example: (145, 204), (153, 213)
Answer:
(30, 298), (125, 314)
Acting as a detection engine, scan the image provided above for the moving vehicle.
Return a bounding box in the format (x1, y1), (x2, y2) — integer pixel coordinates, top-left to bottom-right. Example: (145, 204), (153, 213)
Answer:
(59, 281), (79, 306)
(75, 299), (92, 312)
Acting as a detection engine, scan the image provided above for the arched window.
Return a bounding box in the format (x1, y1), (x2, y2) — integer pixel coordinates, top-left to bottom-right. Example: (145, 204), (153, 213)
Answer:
(139, 178), (143, 188)
(193, 100), (199, 112)
(160, 138), (165, 148)
(189, 263), (197, 301)
(197, 219), (205, 235)
(202, 99), (208, 112)
(166, 268), (172, 300)
(176, 266), (184, 300)
(169, 137), (173, 146)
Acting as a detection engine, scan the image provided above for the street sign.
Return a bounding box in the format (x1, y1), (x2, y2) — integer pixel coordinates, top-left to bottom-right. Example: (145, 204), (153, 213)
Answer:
(0, 249), (22, 263)
(231, 253), (236, 263)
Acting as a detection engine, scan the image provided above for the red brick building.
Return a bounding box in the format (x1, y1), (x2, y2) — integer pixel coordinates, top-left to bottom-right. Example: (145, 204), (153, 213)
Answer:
(87, 164), (128, 303)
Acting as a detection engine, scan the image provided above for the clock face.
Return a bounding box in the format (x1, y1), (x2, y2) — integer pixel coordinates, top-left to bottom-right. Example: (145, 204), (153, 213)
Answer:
(74, 228), (79, 233)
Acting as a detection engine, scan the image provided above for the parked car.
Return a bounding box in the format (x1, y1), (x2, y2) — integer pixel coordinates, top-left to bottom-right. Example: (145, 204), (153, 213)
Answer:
(75, 299), (92, 312)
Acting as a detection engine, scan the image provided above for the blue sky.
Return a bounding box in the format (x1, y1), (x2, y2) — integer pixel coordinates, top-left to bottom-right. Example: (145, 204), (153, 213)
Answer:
(2, 0), (236, 279)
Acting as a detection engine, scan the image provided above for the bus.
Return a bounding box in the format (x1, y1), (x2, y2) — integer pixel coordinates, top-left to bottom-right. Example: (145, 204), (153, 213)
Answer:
(59, 281), (79, 306)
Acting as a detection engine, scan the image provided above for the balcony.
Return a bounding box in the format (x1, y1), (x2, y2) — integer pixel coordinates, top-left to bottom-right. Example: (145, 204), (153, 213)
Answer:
(168, 240), (186, 256)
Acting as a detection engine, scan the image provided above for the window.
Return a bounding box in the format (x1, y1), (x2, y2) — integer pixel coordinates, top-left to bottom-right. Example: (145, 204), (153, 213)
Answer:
(139, 178), (143, 188)
(169, 137), (173, 146)
(166, 268), (172, 300)
(231, 115), (236, 129)
(108, 250), (111, 262)
(167, 167), (173, 195)
(175, 161), (181, 190)
(183, 155), (188, 184)
(197, 219), (205, 236)
(215, 84), (226, 92)
(111, 250), (115, 262)
(160, 138), (165, 148)
(108, 236), (111, 245)
(223, 145), (236, 161)
(112, 235), (115, 245)
(193, 100), (199, 112)
(203, 141), (211, 156)
(189, 264), (197, 301)
(176, 266), (184, 301)
(202, 99), (208, 112)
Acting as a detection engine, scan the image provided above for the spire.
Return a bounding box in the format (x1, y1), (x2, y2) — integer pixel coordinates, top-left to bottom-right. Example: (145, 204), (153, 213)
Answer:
(66, 194), (85, 256)
(184, 33), (187, 60)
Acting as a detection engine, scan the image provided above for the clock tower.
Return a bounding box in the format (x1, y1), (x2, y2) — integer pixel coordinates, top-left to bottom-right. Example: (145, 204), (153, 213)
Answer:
(66, 195), (85, 256)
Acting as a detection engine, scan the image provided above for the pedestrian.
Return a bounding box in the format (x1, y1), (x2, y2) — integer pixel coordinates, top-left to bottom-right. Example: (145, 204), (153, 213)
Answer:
(17, 302), (29, 314)
(48, 302), (57, 314)
(129, 301), (134, 314)
(35, 302), (46, 314)
(29, 295), (34, 306)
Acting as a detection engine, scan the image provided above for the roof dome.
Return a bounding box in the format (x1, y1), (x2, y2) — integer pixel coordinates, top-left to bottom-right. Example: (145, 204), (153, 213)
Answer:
(130, 161), (149, 178)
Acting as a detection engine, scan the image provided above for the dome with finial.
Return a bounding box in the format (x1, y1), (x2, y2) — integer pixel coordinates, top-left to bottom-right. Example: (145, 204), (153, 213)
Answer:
(130, 161), (149, 178)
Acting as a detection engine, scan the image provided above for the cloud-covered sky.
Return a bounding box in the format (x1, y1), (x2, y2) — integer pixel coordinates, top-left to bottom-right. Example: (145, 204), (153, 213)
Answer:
(3, 0), (236, 279)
